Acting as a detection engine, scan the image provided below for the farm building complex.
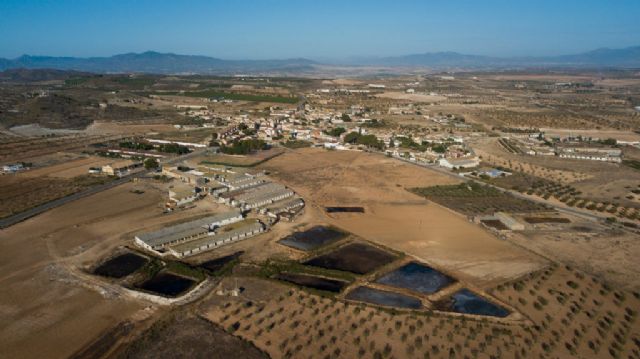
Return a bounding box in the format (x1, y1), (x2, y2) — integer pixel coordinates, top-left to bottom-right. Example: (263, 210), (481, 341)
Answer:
(133, 162), (304, 257)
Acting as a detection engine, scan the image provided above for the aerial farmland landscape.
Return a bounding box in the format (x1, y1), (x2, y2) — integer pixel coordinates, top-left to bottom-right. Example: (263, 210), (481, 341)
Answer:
(1, 1), (640, 359)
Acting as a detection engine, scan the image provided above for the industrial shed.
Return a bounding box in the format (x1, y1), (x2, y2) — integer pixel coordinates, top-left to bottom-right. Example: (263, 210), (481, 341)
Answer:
(168, 220), (265, 257)
(134, 210), (243, 251)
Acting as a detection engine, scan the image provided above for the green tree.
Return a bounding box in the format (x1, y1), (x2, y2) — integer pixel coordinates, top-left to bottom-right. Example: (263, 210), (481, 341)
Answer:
(344, 132), (361, 144)
(325, 127), (346, 137)
(144, 158), (159, 169)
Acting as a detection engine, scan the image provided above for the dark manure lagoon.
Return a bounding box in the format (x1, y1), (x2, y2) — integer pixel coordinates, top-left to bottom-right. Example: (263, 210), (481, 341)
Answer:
(375, 262), (455, 295)
(278, 226), (347, 251)
(136, 272), (196, 297)
(303, 243), (397, 274)
(93, 252), (148, 278)
(325, 207), (365, 213)
(345, 286), (422, 309)
(437, 289), (509, 317)
(275, 272), (348, 293)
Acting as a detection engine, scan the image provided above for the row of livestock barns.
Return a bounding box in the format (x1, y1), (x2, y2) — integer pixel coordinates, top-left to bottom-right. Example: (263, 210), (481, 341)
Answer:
(209, 170), (303, 216)
(162, 165), (303, 217)
(133, 165), (305, 257)
(134, 210), (265, 258)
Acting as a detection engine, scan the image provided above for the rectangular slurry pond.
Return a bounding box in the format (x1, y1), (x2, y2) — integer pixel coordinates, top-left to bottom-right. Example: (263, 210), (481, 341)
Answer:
(93, 252), (149, 279)
(325, 207), (365, 213)
(278, 226), (348, 251)
(274, 272), (349, 293)
(436, 289), (509, 318)
(136, 272), (197, 297)
(303, 243), (398, 274)
(345, 286), (422, 309)
(375, 262), (456, 295)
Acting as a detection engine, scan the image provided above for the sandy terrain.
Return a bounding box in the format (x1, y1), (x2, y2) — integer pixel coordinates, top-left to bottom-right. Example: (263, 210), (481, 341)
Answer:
(541, 128), (640, 142)
(0, 179), (228, 359)
(85, 121), (176, 135)
(511, 224), (640, 290)
(20, 155), (116, 179)
(376, 91), (446, 102)
(487, 74), (595, 82)
(201, 264), (640, 359)
(259, 148), (546, 286)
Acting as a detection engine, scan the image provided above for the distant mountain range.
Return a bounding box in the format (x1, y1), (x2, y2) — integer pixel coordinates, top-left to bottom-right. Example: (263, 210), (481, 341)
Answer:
(0, 46), (638, 74)
(0, 51), (317, 74)
(358, 46), (640, 68)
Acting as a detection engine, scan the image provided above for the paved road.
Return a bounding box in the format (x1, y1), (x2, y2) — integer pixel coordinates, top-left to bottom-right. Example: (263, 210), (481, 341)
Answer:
(384, 153), (607, 223)
(0, 170), (149, 229)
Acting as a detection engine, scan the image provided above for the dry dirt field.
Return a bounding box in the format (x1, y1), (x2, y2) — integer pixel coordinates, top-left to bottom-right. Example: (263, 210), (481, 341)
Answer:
(117, 315), (267, 359)
(474, 136), (640, 193)
(0, 173), (112, 219)
(259, 148), (546, 286)
(509, 223), (640, 290)
(20, 155), (116, 179)
(0, 179), (235, 359)
(85, 121), (177, 136)
(201, 266), (640, 359)
(193, 148), (284, 167)
(376, 91), (447, 102)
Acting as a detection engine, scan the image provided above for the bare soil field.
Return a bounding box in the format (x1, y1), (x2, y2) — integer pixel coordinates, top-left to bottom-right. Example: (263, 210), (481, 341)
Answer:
(117, 315), (267, 359)
(20, 155), (115, 179)
(0, 174), (112, 219)
(509, 223), (640, 289)
(0, 133), (123, 162)
(376, 91), (447, 102)
(196, 148), (284, 167)
(201, 268), (640, 359)
(259, 148), (546, 286)
(0, 183), (168, 359)
(541, 128), (640, 142)
(474, 137), (640, 211)
(85, 121), (176, 135)
(0, 178), (258, 359)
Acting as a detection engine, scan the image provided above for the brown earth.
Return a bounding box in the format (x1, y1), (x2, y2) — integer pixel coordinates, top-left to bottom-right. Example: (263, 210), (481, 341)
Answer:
(259, 148), (547, 286)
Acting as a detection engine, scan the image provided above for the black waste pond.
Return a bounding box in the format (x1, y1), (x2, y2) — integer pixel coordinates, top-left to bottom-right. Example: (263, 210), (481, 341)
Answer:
(375, 262), (455, 295)
(136, 272), (196, 297)
(325, 207), (365, 213)
(199, 251), (244, 272)
(345, 286), (422, 309)
(93, 253), (148, 278)
(439, 289), (509, 317)
(303, 243), (397, 274)
(275, 272), (348, 293)
(278, 226), (347, 251)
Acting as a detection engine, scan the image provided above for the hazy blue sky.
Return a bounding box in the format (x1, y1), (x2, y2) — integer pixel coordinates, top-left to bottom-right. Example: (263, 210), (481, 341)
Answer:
(1, 0), (638, 59)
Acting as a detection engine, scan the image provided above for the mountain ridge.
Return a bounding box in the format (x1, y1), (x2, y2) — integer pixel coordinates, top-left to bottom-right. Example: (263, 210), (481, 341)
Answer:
(0, 46), (638, 74)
